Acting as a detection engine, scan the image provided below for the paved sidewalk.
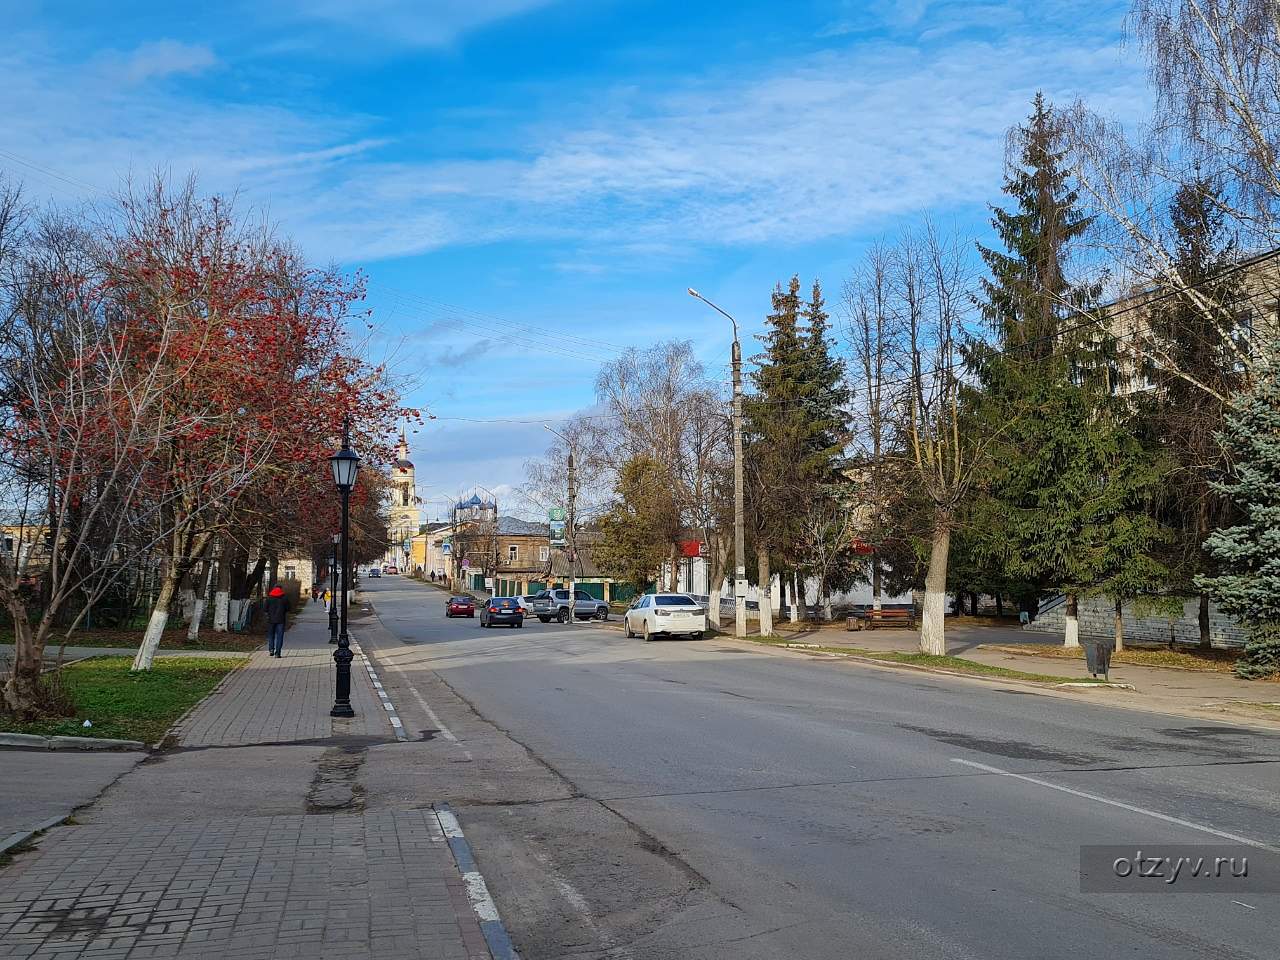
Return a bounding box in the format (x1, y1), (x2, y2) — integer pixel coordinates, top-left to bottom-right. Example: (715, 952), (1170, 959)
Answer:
(0, 812), (487, 960)
(766, 620), (1280, 725)
(0, 605), (494, 959)
(173, 609), (386, 747)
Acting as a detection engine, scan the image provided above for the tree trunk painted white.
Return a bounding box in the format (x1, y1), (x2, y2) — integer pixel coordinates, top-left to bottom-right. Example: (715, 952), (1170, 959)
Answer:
(821, 583), (833, 623)
(707, 578), (723, 630)
(188, 563), (216, 641)
(756, 545), (773, 637)
(213, 592), (230, 631)
(133, 571), (180, 670)
(919, 524), (950, 656)
(789, 573), (800, 623)
(187, 599), (205, 641)
(1064, 593), (1080, 648)
(872, 557), (882, 611)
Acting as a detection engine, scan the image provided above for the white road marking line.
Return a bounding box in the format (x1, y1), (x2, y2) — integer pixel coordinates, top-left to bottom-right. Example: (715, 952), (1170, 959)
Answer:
(1232, 900), (1256, 909)
(350, 639), (407, 741)
(380, 654), (473, 759)
(951, 758), (1278, 851)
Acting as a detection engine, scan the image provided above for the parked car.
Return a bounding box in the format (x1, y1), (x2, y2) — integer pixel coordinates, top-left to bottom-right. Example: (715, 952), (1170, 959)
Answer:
(624, 593), (705, 641)
(480, 596), (525, 628)
(383, 565), (399, 575)
(367, 567), (381, 578)
(514, 595), (539, 615)
(531, 588), (609, 623)
(445, 595), (475, 618)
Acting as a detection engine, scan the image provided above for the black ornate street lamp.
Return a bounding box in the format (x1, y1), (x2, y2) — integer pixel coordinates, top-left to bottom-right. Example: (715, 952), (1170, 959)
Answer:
(328, 533), (339, 644)
(328, 418), (360, 718)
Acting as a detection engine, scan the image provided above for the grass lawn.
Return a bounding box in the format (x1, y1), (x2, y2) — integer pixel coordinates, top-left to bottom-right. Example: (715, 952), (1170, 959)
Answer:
(750, 637), (1108, 684)
(0, 656), (245, 744)
(979, 642), (1245, 674)
(3, 628), (263, 653)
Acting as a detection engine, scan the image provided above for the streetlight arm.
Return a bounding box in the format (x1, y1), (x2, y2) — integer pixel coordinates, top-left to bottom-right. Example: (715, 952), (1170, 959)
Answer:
(687, 288), (739, 341)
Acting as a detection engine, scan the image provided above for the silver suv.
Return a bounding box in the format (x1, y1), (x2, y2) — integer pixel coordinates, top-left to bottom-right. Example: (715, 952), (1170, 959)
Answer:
(532, 589), (609, 623)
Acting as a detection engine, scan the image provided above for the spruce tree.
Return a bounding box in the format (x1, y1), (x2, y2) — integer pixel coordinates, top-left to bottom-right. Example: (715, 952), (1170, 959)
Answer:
(970, 95), (1169, 645)
(1147, 178), (1244, 647)
(1197, 362), (1280, 679)
(799, 279), (850, 482)
(744, 276), (811, 631)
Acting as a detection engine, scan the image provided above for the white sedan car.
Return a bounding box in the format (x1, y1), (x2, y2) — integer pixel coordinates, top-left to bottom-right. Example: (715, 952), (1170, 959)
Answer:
(623, 593), (706, 641)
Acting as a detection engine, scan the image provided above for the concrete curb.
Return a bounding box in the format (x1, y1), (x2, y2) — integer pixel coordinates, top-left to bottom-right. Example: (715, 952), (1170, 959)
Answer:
(0, 814), (67, 858)
(754, 641), (1124, 691)
(0, 732), (147, 751)
(435, 803), (520, 960)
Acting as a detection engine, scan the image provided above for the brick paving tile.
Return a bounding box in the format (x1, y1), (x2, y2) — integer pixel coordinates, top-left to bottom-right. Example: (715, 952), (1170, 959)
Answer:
(172, 609), (388, 747)
(0, 813), (486, 959)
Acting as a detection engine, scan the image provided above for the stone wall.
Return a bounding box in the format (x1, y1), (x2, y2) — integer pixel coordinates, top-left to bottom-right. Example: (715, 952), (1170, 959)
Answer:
(1025, 595), (1248, 647)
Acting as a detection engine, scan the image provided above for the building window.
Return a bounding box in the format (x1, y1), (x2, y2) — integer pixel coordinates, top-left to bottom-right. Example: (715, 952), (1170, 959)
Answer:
(508, 545), (518, 563)
(539, 545), (549, 562)
(284, 565), (297, 580)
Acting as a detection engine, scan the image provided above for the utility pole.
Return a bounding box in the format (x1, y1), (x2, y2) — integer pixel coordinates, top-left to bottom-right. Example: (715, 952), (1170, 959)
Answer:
(689, 288), (747, 638)
(567, 446), (577, 613)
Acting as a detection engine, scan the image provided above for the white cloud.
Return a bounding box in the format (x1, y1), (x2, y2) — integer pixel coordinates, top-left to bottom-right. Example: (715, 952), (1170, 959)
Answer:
(0, 11), (1150, 265)
(102, 40), (218, 84)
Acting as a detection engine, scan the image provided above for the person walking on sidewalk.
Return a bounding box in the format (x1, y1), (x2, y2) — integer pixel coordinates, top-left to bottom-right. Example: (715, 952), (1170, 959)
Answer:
(266, 585), (290, 657)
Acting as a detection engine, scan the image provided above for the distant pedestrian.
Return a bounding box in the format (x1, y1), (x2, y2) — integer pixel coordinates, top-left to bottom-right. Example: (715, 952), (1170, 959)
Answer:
(266, 585), (290, 657)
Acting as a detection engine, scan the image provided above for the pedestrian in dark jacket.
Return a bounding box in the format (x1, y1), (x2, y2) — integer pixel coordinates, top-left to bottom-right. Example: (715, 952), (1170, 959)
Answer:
(265, 586), (290, 657)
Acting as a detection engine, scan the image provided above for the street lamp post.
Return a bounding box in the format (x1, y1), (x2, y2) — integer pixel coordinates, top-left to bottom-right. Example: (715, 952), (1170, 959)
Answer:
(328, 533), (339, 644)
(328, 418), (360, 718)
(688, 288), (747, 639)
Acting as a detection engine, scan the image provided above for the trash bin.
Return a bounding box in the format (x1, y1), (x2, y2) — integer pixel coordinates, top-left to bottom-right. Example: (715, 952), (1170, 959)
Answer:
(1082, 637), (1115, 679)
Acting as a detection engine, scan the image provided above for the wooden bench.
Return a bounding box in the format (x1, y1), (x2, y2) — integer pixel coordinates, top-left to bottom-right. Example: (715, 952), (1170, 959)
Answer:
(846, 607), (917, 631)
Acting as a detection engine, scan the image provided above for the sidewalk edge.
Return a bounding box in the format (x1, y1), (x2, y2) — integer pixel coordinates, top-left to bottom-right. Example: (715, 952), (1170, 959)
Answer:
(0, 814), (68, 858)
(435, 803), (520, 960)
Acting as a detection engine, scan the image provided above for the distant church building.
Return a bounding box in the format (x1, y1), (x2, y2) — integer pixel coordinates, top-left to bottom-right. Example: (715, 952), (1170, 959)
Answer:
(387, 429), (420, 566)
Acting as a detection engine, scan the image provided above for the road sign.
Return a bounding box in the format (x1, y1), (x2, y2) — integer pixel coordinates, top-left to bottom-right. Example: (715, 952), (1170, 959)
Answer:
(461, 558), (471, 569)
(548, 507), (566, 522)
(550, 519), (566, 546)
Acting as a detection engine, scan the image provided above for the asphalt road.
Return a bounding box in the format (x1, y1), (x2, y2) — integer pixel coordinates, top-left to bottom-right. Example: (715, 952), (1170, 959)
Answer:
(358, 577), (1280, 960)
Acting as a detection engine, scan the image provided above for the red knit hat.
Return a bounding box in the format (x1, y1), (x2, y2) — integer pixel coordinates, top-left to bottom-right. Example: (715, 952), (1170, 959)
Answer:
(269, 586), (285, 597)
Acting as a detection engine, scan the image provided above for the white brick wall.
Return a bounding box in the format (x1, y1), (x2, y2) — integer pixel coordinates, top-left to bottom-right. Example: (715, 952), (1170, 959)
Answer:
(1025, 595), (1247, 647)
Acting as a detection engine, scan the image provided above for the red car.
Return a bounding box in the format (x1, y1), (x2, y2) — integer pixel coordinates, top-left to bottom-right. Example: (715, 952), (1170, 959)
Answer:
(446, 595), (475, 618)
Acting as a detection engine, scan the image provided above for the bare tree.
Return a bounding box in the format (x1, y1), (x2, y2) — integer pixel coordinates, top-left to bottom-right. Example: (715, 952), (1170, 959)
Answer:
(1063, 2), (1280, 397)
(878, 226), (988, 655)
(796, 494), (858, 622)
(843, 242), (906, 612)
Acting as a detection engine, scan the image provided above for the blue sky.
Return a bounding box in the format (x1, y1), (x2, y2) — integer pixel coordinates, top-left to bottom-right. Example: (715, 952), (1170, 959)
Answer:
(2, 0), (1149, 517)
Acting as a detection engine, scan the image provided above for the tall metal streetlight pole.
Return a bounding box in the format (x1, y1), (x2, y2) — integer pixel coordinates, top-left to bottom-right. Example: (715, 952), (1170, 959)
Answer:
(328, 417), (360, 718)
(543, 424), (578, 623)
(687, 288), (747, 639)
